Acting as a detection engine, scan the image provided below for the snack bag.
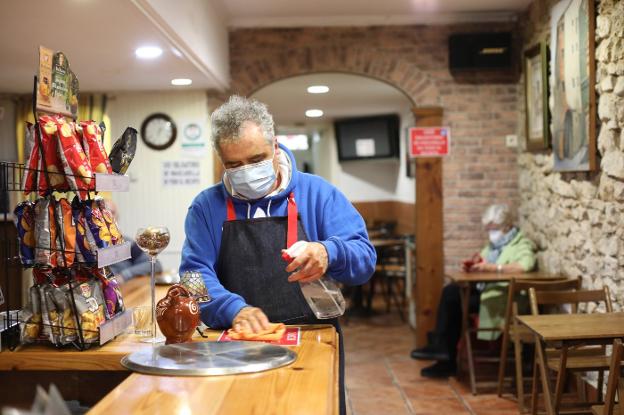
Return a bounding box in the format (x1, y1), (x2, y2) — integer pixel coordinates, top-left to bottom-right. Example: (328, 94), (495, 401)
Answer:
(56, 198), (76, 267)
(72, 198), (96, 263)
(73, 277), (107, 343)
(100, 271), (124, 317)
(13, 201), (36, 266)
(37, 116), (68, 194)
(51, 284), (77, 345)
(42, 284), (61, 345)
(84, 201), (112, 248)
(108, 127), (137, 174)
(55, 117), (92, 198)
(48, 200), (60, 268)
(95, 198), (123, 245)
(80, 121), (112, 175)
(20, 285), (43, 343)
(22, 123), (39, 196)
(34, 198), (52, 266)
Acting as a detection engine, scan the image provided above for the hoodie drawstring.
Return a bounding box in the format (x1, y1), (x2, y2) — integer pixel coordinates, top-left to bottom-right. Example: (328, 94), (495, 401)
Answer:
(267, 199), (272, 217)
(247, 203), (251, 219)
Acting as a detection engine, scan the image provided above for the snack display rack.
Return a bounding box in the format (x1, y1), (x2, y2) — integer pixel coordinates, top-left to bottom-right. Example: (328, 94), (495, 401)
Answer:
(0, 74), (133, 351)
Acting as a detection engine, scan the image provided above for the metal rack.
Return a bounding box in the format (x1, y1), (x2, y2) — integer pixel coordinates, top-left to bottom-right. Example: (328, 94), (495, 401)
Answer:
(0, 76), (132, 350)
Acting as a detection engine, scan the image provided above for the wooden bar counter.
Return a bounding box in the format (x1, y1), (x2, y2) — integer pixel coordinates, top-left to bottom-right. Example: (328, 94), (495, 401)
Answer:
(0, 277), (339, 414)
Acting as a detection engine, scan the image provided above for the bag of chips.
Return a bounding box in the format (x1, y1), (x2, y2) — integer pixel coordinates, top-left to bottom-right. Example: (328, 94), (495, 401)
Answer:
(37, 116), (68, 194)
(14, 201), (36, 266)
(108, 127), (137, 174)
(41, 284), (62, 345)
(80, 121), (112, 175)
(20, 285), (43, 344)
(55, 117), (92, 198)
(53, 198), (76, 267)
(48, 200), (61, 268)
(22, 123), (39, 196)
(95, 198), (123, 245)
(72, 276), (107, 343)
(84, 201), (112, 249)
(72, 198), (96, 264)
(98, 269), (124, 317)
(34, 198), (52, 266)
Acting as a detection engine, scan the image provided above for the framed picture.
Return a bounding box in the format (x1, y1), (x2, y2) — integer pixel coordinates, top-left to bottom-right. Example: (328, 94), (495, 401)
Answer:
(524, 41), (550, 151)
(550, 0), (597, 172)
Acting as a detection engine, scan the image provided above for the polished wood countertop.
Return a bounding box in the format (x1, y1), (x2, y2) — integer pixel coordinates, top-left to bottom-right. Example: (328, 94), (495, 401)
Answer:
(1, 277), (339, 414)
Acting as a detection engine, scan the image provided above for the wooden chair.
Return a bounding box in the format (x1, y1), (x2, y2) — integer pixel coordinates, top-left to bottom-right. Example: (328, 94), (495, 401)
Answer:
(592, 339), (624, 415)
(496, 277), (581, 412)
(528, 286), (613, 414)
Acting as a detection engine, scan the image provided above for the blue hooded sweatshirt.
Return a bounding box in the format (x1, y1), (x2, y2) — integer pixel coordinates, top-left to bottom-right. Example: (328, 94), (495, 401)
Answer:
(180, 144), (376, 328)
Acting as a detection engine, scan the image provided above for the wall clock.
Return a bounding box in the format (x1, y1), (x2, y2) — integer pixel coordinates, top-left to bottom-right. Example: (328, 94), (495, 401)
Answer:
(141, 113), (177, 150)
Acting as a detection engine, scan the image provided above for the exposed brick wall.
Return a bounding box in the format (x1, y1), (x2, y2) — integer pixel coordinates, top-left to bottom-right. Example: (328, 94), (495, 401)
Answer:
(229, 24), (521, 269)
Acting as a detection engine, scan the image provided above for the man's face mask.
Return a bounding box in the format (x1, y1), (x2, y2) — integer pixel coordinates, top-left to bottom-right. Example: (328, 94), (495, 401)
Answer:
(488, 229), (504, 245)
(226, 153), (276, 200)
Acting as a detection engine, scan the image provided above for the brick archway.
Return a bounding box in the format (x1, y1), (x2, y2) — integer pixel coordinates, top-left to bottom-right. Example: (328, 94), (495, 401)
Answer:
(230, 46), (439, 106)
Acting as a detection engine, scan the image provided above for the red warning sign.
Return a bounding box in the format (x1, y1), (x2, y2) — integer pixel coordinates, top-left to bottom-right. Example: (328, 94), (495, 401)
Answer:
(408, 127), (450, 157)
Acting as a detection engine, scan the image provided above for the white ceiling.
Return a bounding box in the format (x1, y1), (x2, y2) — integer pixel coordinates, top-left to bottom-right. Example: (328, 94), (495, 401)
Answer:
(0, 0), (531, 94)
(224, 0), (532, 27)
(0, 0), (222, 93)
(252, 73), (413, 127)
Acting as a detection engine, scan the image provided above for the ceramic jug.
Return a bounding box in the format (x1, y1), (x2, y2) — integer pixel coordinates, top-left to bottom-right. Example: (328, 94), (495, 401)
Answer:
(156, 284), (200, 344)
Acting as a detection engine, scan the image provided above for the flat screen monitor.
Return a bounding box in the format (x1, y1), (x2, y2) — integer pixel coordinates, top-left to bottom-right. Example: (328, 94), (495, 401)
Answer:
(334, 114), (400, 161)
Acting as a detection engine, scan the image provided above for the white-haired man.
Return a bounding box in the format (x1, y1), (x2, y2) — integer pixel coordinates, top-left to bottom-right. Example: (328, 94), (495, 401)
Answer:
(180, 96), (376, 414)
(411, 204), (536, 378)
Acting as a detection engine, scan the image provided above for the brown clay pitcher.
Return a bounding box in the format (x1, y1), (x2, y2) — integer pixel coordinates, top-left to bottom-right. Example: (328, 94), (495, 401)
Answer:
(156, 284), (200, 345)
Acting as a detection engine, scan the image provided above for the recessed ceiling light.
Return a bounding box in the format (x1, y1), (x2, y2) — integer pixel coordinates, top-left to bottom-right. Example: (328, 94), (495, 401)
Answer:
(135, 46), (162, 59)
(307, 85), (329, 94)
(305, 109), (323, 118)
(171, 78), (192, 86)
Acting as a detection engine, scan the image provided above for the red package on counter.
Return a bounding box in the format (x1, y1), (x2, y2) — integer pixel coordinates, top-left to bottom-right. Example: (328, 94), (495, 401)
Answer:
(80, 121), (112, 175)
(38, 116), (69, 194)
(22, 123), (39, 196)
(55, 117), (92, 198)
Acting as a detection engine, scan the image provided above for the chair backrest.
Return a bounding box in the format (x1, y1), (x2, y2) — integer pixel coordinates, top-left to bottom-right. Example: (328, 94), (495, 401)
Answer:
(603, 339), (624, 415)
(503, 277), (581, 330)
(528, 285), (613, 315)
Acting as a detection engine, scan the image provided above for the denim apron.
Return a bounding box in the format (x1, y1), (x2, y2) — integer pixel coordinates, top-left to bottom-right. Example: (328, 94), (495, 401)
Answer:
(217, 192), (346, 415)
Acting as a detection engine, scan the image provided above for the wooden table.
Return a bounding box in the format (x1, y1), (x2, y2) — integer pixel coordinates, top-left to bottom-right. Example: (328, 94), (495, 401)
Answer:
(517, 313), (624, 415)
(447, 271), (562, 395)
(0, 277), (339, 414)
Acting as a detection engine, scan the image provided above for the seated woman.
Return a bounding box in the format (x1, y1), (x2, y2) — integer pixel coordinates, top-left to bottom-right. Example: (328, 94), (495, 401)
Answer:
(410, 203), (536, 378)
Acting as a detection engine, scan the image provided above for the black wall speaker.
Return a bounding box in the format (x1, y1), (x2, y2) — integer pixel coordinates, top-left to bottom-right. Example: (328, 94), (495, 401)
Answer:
(449, 32), (518, 82)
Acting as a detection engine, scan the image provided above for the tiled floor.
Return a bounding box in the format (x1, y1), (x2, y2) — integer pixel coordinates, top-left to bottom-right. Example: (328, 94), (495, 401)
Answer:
(341, 311), (520, 415)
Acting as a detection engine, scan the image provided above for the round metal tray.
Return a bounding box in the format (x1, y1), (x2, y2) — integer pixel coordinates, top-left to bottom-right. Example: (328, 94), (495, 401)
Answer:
(121, 341), (297, 376)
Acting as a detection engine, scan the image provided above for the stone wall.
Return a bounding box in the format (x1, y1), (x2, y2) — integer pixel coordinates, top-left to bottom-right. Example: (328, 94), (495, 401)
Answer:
(518, 0), (624, 310)
(229, 24), (521, 269)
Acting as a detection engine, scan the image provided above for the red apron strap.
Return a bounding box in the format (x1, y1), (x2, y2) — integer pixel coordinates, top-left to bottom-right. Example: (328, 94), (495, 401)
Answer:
(226, 197), (236, 221)
(286, 192), (298, 248)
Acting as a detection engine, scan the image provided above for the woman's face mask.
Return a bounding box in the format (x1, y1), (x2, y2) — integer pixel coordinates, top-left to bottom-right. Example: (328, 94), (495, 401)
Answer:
(488, 229), (504, 245)
(226, 154), (277, 200)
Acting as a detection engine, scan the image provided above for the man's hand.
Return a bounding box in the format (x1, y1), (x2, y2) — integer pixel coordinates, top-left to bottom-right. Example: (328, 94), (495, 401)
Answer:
(232, 306), (270, 334)
(285, 242), (329, 284)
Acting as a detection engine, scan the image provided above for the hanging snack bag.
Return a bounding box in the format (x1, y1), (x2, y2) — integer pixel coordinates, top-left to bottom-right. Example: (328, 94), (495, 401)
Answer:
(108, 127), (137, 174)
(55, 117), (92, 198)
(20, 285), (43, 343)
(34, 198), (52, 266)
(72, 198), (96, 263)
(80, 121), (112, 175)
(37, 116), (68, 194)
(49, 279), (77, 345)
(54, 198), (76, 267)
(99, 270), (124, 317)
(42, 284), (62, 345)
(22, 123), (39, 196)
(14, 201), (36, 266)
(95, 198), (123, 245)
(84, 201), (112, 248)
(72, 277), (107, 343)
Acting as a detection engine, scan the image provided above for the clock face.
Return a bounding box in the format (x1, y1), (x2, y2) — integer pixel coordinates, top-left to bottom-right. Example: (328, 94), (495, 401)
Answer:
(141, 113), (177, 150)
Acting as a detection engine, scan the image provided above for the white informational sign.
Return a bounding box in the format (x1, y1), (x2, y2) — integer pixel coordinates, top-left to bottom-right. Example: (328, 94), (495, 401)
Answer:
(355, 138), (376, 157)
(162, 160), (201, 186)
(180, 120), (207, 157)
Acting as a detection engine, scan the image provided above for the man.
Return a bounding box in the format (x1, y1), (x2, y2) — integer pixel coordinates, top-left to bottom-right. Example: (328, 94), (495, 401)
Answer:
(180, 96), (376, 415)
